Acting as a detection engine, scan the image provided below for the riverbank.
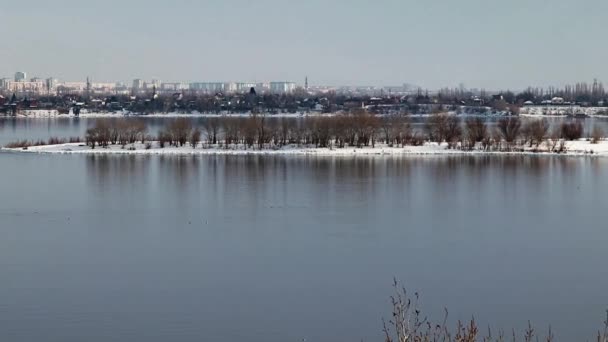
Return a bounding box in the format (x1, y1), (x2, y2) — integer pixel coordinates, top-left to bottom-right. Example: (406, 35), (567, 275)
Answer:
(4, 140), (608, 156)
(4, 110), (321, 118)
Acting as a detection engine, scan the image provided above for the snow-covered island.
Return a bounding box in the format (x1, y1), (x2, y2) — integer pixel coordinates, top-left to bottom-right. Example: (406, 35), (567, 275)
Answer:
(4, 140), (608, 157)
(3, 114), (607, 157)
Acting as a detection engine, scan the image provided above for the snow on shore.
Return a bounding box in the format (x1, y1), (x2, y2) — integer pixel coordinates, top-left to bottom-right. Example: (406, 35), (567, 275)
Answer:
(4, 140), (608, 157)
(520, 106), (608, 117)
(9, 110), (328, 119)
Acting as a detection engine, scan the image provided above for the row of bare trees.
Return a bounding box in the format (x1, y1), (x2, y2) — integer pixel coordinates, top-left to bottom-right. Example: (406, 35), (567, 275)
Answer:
(85, 119), (147, 148)
(426, 114), (594, 152)
(84, 113), (602, 152)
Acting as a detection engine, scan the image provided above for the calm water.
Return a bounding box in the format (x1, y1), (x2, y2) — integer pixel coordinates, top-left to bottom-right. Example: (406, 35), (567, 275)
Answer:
(1, 119), (608, 341)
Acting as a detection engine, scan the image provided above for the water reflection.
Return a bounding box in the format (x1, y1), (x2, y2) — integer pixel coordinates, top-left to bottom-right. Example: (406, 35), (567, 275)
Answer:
(3, 152), (608, 342)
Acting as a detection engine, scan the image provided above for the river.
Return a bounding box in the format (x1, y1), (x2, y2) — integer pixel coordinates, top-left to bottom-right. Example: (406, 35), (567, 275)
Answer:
(0, 118), (607, 341)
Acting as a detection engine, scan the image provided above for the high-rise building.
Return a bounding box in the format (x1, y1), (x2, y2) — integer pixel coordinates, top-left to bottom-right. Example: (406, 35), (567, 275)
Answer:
(46, 78), (58, 93)
(270, 82), (296, 94)
(14, 71), (27, 82)
(0, 78), (11, 89)
(132, 79), (144, 91)
(144, 79), (162, 90)
(190, 82), (228, 93)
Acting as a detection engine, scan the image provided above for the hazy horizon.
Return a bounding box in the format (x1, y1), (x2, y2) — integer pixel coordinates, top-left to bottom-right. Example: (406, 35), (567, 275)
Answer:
(2, 0), (607, 90)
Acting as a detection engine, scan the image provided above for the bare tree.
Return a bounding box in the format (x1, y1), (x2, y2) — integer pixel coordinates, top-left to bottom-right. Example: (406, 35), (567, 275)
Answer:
(426, 112), (450, 143)
(591, 125), (604, 144)
(444, 116), (462, 149)
(203, 117), (220, 145)
(464, 117), (487, 150)
(523, 119), (549, 149)
(189, 128), (201, 148)
(497, 117), (522, 149)
(561, 121), (584, 140)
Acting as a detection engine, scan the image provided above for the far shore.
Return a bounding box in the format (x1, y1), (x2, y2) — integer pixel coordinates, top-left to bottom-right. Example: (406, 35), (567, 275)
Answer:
(4, 109), (608, 119)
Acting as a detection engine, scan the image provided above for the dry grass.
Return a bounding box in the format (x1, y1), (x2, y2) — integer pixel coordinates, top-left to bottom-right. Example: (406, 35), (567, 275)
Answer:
(5, 136), (82, 148)
(4, 139), (46, 148)
(382, 279), (608, 342)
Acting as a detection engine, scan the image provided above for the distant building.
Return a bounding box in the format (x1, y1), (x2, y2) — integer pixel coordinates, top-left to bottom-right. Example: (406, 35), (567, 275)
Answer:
(160, 82), (189, 92)
(14, 71), (27, 82)
(224, 82), (237, 93)
(236, 82), (258, 93)
(144, 79), (162, 90)
(0, 78), (11, 90)
(270, 81), (296, 94)
(55, 81), (118, 95)
(256, 83), (270, 92)
(46, 78), (58, 92)
(190, 82), (226, 93)
(4, 80), (46, 94)
(132, 79), (144, 92)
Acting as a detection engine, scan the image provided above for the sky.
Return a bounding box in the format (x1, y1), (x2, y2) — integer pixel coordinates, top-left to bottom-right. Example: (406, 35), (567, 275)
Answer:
(1, 0), (607, 90)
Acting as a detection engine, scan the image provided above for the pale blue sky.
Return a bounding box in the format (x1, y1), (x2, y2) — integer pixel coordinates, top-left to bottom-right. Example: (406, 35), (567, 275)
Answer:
(1, 0), (606, 89)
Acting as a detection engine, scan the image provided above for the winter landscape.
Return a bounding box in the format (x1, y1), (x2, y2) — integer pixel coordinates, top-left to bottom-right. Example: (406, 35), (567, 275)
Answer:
(3, 1), (608, 342)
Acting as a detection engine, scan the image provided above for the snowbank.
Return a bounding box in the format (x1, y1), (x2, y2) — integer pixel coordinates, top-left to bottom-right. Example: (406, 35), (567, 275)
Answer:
(520, 106), (608, 117)
(4, 140), (608, 157)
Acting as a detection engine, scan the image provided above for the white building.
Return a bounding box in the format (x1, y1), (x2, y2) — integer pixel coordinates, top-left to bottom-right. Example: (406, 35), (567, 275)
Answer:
(0, 78), (11, 90)
(132, 79), (144, 91)
(46, 78), (58, 91)
(190, 82), (226, 93)
(4, 80), (46, 93)
(144, 79), (162, 90)
(235, 82), (258, 93)
(160, 82), (189, 91)
(270, 81), (296, 94)
(14, 71), (27, 82)
(224, 82), (237, 93)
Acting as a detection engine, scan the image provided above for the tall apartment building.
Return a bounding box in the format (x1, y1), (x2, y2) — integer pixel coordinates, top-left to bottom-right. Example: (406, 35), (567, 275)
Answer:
(270, 82), (296, 94)
(14, 71), (27, 82)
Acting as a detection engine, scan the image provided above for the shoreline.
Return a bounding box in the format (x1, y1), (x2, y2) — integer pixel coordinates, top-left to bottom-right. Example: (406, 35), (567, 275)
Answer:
(3, 141), (607, 157)
(7, 109), (607, 119)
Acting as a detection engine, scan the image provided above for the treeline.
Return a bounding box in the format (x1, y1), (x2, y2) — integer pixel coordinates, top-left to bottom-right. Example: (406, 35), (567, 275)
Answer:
(82, 112), (604, 152)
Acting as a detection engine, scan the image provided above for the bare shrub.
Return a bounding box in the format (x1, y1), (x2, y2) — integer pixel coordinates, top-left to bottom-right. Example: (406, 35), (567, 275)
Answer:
(190, 128), (201, 148)
(591, 125), (604, 144)
(47, 137), (66, 145)
(5, 140), (32, 148)
(408, 132), (426, 146)
(464, 117), (487, 150)
(497, 117), (522, 149)
(444, 116), (462, 149)
(167, 118), (192, 146)
(158, 132), (170, 148)
(523, 119), (549, 149)
(545, 129), (561, 152)
(204, 117), (221, 145)
(561, 121), (584, 140)
(426, 112), (450, 143)
(85, 120), (111, 149)
(382, 279), (606, 342)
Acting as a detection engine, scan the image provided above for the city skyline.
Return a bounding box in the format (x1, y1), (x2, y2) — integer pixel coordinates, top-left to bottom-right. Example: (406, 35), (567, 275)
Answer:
(3, 0), (608, 90)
